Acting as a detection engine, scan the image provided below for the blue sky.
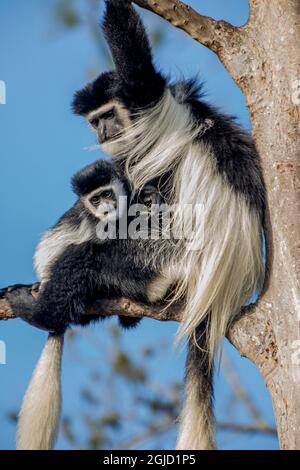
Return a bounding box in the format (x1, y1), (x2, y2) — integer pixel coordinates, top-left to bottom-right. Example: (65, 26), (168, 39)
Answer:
(0, 0), (278, 450)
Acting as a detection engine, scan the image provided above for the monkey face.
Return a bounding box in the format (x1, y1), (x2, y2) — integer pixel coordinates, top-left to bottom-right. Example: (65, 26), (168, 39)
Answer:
(86, 101), (131, 155)
(87, 187), (117, 222)
(83, 180), (127, 223)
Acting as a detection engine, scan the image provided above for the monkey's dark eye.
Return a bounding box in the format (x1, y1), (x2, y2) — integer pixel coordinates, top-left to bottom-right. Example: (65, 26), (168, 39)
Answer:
(100, 109), (115, 120)
(90, 195), (101, 206)
(89, 118), (99, 129)
(89, 109), (115, 129)
(100, 190), (113, 199)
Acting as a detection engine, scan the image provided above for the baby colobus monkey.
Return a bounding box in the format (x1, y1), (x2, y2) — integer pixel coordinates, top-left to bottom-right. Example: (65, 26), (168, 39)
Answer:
(5, 159), (168, 449)
(6, 0), (266, 451)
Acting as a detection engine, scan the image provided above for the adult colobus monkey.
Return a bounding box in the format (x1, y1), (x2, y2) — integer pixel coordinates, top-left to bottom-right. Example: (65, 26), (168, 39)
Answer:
(6, 0), (265, 451)
(72, 0), (265, 450)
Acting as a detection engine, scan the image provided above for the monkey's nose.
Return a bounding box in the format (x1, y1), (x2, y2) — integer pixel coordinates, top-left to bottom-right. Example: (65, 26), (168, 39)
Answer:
(98, 122), (107, 143)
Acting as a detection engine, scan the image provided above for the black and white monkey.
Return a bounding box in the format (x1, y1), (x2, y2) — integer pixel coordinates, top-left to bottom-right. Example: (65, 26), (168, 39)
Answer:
(5, 0), (266, 451)
(5, 158), (168, 450)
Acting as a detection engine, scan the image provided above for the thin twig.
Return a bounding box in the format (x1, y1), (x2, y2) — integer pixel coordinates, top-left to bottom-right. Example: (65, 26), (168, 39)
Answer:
(217, 421), (277, 437)
(117, 418), (174, 449)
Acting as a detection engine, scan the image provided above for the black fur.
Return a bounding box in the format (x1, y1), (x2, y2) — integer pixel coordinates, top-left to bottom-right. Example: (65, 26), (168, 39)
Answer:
(72, 0), (165, 115)
(171, 81), (265, 214)
(103, 0), (165, 106)
(72, 159), (119, 196)
(72, 71), (118, 116)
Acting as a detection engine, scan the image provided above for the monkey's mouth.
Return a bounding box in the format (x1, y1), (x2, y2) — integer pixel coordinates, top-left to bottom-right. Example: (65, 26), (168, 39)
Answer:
(98, 133), (119, 151)
(98, 132), (116, 146)
(97, 129), (108, 144)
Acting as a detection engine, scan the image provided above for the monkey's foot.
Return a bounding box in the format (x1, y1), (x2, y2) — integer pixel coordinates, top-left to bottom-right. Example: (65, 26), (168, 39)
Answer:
(0, 284), (34, 299)
(5, 286), (52, 332)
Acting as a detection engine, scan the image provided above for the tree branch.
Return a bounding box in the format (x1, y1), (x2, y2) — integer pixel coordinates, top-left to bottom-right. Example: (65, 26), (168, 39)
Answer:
(217, 421), (277, 437)
(118, 418), (277, 450)
(133, 0), (237, 54)
(0, 298), (16, 321)
(0, 287), (181, 323)
(0, 284), (272, 369)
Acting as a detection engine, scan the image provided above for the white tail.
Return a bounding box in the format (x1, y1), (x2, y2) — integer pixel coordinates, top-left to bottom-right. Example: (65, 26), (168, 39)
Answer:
(176, 327), (216, 450)
(17, 334), (64, 450)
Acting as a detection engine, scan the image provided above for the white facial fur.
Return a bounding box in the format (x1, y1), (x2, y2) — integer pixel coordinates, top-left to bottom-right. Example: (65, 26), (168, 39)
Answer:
(86, 100), (131, 156)
(83, 180), (128, 223)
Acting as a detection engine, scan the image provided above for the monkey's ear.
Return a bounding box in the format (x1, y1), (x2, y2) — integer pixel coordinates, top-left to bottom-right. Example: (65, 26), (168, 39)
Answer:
(72, 71), (117, 116)
(103, 0), (165, 103)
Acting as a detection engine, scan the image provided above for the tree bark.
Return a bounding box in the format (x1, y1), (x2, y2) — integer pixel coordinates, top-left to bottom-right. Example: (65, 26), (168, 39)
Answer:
(1, 0), (299, 449)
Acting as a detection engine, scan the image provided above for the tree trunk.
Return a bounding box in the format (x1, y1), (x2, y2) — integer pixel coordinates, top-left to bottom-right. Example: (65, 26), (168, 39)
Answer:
(238, 1), (300, 450)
